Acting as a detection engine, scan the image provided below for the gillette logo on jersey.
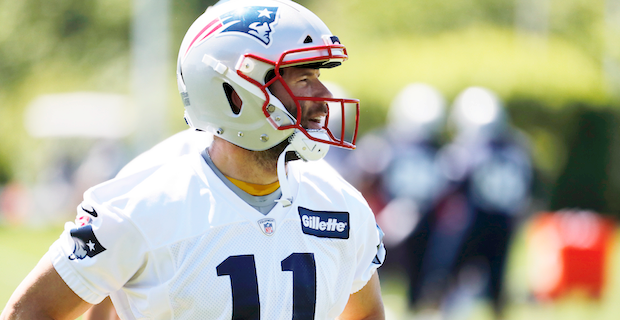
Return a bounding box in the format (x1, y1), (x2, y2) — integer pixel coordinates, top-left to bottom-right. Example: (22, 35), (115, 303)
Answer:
(299, 207), (349, 239)
(185, 6), (279, 56)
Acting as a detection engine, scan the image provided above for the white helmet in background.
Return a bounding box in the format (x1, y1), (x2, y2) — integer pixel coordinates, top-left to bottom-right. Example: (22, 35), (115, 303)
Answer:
(387, 83), (446, 142)
(177, 0), (359, 161)
(449, 86), (507, 140)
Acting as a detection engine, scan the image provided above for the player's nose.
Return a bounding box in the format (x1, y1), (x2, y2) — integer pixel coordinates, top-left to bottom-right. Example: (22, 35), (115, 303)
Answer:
(314, 80), (333, 99)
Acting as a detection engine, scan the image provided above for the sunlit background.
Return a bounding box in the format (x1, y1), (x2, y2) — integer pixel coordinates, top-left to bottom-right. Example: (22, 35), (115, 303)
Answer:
(1, 0), (620, 319)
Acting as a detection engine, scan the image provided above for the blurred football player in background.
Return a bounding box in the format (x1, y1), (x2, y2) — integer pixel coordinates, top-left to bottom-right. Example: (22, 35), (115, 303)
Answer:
(412, 87), (533, 319)
(376, 83), (449, 271)
(341, 83), (450, 315)
(358, 84), (451, 315)
(333, 84), (447, 226)
(1, 1), (386, 319)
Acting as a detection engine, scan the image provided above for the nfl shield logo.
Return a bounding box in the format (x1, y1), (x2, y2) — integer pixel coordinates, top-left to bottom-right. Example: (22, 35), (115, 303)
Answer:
(258, 218), (276, 236)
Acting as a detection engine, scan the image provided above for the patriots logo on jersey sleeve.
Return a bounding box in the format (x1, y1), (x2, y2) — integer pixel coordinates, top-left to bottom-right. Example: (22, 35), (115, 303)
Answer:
(68, 224), (106, 260)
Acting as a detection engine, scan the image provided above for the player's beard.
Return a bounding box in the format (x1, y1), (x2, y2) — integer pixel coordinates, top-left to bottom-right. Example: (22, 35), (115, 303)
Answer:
(250, 139), (289, 175)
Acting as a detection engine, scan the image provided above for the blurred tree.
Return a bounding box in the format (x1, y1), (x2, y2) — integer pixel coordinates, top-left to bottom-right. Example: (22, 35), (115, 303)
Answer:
(550, 108), (616, 215)
(312, 0), (514, 37)
(0, 0), (132, 184)
(0, 158), (9, 185)
(550, 0), (603, 58)
(0, 0), (131, 91)
(170, 0), (220, 46)
(0, 0), (221, 183)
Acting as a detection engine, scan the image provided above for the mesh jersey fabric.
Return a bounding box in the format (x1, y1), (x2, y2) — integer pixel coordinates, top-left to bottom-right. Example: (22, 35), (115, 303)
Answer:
(47, 151), (384, 319)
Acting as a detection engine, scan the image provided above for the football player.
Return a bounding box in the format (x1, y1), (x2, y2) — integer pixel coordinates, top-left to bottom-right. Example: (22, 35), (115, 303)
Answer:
(412, 86), (532, 318)
(1, 1), (386, 319)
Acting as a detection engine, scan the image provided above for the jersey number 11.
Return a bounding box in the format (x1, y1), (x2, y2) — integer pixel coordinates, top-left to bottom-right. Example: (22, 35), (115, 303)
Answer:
(217, 253), (316, 320)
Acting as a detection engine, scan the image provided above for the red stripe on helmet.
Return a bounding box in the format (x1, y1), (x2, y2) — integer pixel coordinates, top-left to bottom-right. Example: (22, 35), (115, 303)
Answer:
(185, 18), (222, 57)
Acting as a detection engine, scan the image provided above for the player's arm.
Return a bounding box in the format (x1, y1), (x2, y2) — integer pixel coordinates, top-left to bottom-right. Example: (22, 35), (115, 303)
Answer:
(82, 297), (121, 320)
(337, 272), (385, 320)
(0, 256), (92, 320)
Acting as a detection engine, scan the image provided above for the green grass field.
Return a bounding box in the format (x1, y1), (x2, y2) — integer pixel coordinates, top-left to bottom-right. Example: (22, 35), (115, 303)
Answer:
(1, 222), (619, 320)
(0, 224), (65, 306)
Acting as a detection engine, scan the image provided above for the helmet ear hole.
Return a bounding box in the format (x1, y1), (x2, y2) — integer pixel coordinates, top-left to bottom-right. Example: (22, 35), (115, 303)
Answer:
(223, 83), (242, 115)
(264, 70), (276, 84)
(264, 68), (284, 85)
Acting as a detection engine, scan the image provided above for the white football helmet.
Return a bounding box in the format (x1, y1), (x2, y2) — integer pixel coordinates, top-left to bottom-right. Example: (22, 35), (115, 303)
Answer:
(177, 0), (359, 161)
(449, 86), (507, 141)
(387, 83), (446, 142)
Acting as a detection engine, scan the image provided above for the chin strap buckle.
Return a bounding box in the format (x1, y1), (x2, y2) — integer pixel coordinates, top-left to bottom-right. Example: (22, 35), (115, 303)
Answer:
(274, 198), (292, 207)
(288, 129), (331, 161)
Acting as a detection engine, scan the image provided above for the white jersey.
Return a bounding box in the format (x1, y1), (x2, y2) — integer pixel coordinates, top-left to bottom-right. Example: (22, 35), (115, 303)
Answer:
(47, 151), (385, 319)
(116, 129), (213, 178)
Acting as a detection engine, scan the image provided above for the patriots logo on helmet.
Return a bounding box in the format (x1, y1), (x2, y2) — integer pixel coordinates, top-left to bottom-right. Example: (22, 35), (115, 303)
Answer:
(258, 218), (276, 236)
(220, 6), (279, 45)
(183, 6), (280, 58)
(68, 224), (106, 260)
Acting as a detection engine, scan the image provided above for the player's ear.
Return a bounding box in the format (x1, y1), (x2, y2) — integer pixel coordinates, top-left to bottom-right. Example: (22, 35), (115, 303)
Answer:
(223, 83), (242, 115)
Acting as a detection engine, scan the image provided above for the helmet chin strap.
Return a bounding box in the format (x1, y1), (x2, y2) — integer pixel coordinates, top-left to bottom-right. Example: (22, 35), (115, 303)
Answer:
(274, 144), (295, 207)
(274, 129), (331, 207)
(288, 129), (331, 161)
